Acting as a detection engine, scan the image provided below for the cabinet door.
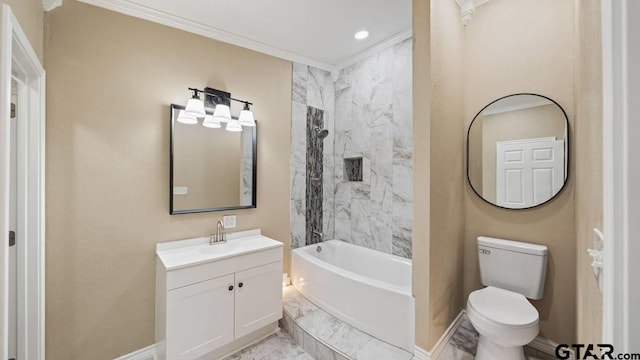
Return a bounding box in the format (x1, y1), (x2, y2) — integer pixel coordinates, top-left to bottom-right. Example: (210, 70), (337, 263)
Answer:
(167, 274), (235, 360)
(234, 262), (283, 339)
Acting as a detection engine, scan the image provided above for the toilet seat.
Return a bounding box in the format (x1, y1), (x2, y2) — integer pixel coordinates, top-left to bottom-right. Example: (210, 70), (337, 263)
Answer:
(466, 286), (539, 348)
(468, 286), (538, 327)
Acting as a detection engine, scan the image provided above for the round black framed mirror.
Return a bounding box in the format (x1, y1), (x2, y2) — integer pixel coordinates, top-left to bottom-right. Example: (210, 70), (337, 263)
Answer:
(466, 93), (569, 209)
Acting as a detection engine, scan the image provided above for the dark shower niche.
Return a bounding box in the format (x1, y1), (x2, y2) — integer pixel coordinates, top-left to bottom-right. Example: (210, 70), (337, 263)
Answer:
(344, 157), (363, 182)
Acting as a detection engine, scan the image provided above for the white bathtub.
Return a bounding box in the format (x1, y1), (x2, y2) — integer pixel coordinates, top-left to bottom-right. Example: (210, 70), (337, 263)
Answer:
(291, 240), (415, 352)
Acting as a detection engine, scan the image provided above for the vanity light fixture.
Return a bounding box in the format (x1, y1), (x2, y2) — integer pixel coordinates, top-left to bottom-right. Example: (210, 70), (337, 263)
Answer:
(182, 87), (255, 132)
(177, 110), (198, 125)
(184, 89), (206, 117)
(202, 114), (221, 128)
(226, 119), (243, 132)
(212, 103), (232, 123)
(238, 102), (256, 127)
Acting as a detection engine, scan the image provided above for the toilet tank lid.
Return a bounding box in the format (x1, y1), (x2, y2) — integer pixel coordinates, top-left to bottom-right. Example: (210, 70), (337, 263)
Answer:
(478, 236), (548, 256)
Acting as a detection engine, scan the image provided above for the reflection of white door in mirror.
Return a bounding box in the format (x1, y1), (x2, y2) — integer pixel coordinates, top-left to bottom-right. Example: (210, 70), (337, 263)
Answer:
(496, 137), (564, 208)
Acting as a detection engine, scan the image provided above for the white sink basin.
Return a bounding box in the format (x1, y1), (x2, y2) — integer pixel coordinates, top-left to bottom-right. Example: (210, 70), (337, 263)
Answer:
(156, 229), (283, 270)
(197, 241), (245, 254)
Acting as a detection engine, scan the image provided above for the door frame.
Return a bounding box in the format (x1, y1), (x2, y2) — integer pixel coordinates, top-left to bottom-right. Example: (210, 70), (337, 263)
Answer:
(601, 0), (640, 351)
(0, 5), (46, 359)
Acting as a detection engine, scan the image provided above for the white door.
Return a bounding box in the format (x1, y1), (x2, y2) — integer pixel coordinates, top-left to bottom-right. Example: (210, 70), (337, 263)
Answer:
(166, 274), (235, 360)
(234, 262), (283, 339)
(496, 138), (565, 208)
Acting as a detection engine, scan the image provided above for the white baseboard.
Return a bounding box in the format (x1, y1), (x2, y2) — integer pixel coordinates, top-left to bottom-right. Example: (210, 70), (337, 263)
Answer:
(529, 336), (573, 360)
(412, 345), (431, 360)
(112, 313), (567, 360)
(430, 310), (466, 360)
(414, 310), (466, 360)
(113, 344), (156, 360)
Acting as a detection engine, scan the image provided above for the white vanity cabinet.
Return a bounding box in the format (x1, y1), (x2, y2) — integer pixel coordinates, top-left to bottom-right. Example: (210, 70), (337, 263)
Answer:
(234, 262), (283, 339)
(156, 230), (284, 360)
(166, 275), (235, 360)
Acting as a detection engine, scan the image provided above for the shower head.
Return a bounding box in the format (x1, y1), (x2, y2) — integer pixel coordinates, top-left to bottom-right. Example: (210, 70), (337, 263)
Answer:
(315, 127), (329, 139)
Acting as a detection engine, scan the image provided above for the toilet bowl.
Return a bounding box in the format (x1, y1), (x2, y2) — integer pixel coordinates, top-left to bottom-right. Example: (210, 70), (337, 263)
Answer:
(468, 236), (548, 360)
(467, 286), (539, 360)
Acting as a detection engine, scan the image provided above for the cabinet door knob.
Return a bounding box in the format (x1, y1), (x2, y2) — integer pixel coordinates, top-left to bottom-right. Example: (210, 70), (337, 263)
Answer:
(238, 282), (243, 288)
(228, 285), (234, 291)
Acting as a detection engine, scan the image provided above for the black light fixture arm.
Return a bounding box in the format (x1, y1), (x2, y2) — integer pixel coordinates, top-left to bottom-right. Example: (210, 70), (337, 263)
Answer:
(188, 87), (253, 106)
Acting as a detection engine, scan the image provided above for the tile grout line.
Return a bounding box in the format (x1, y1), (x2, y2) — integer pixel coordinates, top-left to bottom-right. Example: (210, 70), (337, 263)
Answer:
(349, 337), (375, 359)
(284, 308), (358, 360)
(283, 288), (414, 360)
(283, 308), (355, 360)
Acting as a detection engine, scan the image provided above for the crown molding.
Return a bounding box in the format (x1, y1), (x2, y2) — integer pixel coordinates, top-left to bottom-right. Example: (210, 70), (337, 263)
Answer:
(77, 0), (411, 74)
(43, 0), (63, 11)
(454, 0), (493, 26)
(76, 0), (335, 72)
(334, 28), (413, 72)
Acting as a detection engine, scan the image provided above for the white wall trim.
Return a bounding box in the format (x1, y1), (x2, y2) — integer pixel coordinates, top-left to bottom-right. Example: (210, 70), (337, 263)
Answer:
(412, 345), (431, 360)
(113, 344), (156, 360)
(0, 4), (46, 360)
(430, 310), (466, 360)
(529, 337), (573, 360)
(333, 28), (412, 72)
(42, 0), (63, 11)
(76, 0), (336, 72)
(413, 310), (466, 360)
(601, 0), (640, 352)
(76, 0), (411, 74)
(454, 0), (493, 26)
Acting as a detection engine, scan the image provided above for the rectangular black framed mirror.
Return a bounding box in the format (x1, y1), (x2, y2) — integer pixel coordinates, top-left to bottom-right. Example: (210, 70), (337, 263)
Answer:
(170, 104), (257, 214)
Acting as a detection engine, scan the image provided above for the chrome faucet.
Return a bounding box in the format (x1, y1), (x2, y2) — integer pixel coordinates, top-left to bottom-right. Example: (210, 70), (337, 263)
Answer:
(210, 220), (227, 245)
(312, 230), (323, 240)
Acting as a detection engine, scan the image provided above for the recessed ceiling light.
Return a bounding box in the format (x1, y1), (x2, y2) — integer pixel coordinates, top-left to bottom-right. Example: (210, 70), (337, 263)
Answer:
(354, 30), (369, 40)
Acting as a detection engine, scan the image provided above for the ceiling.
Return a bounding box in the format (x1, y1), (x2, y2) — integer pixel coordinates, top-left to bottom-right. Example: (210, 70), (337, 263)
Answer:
(77, 0), (412, 72)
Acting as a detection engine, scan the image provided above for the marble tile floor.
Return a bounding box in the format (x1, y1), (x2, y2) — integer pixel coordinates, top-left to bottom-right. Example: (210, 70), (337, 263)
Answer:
(223, 330), (313, 360)
(228, 286), (557, 360)
(438, 316), (557, 360)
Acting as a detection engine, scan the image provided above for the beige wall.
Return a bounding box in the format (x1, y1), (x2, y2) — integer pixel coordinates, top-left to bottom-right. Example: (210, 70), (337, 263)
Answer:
(173, 118), (242, 210)
(479, 104), (567, 202)
(2, 0), (43, 61)
(462, 0), (577, 343)
(428, 0), (466, 348)
(574, 0), (603, 345)
(412, 0), (431, 350)
(44, 2), (292, 359)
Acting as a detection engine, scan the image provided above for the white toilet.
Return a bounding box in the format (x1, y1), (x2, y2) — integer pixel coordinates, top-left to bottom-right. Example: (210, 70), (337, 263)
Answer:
(466, 236), (548, 360)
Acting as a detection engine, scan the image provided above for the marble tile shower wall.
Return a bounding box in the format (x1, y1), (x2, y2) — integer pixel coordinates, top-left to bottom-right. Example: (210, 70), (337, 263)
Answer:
(334, 38), (413, 258)
(290, 38), (412, 258)
(291, 64), (335, 249)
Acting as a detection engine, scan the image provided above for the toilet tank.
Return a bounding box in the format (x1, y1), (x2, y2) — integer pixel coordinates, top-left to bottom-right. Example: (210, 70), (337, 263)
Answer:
(477, 236), (548, 300)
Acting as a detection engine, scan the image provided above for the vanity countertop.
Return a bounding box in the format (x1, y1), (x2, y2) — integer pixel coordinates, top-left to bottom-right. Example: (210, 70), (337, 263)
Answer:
(156, 229), (283, 271)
